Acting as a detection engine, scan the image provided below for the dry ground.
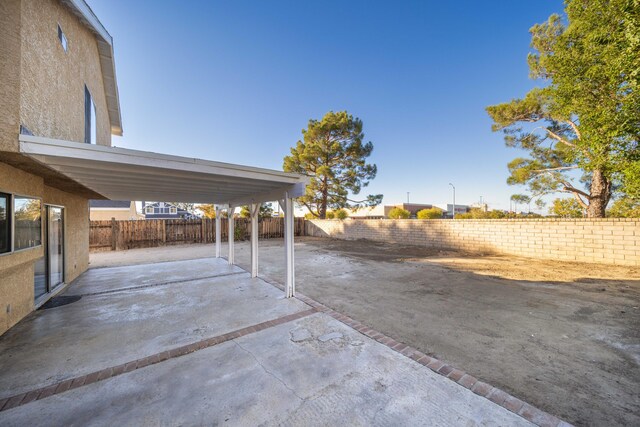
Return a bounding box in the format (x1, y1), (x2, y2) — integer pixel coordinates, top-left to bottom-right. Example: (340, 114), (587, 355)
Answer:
(90, 237), (640, 427)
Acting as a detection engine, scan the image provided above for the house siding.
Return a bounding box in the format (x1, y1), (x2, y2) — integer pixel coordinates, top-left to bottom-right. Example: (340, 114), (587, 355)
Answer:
(0, 0), (22, 153)
(0, 0), (110, 335)
(19, 0), (111, 148)
(90, 204), (140, 221)
(0, 162), (90, 334)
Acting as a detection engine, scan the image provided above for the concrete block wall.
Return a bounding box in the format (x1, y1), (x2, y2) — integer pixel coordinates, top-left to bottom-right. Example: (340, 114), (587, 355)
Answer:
(306, 218), (640, 266)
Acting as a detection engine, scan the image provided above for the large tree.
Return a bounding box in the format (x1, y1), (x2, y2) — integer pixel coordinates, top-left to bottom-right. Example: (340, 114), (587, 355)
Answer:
(283, 111), (382, 218)
(510, 194), (531, 213)
(486, 0), (640, 217)
(240, 203), (274, 219)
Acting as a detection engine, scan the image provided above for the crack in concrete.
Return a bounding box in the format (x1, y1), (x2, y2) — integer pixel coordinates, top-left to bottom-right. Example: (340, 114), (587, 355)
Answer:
(75, 271), (247, 297)
(232, 340), (305, 402)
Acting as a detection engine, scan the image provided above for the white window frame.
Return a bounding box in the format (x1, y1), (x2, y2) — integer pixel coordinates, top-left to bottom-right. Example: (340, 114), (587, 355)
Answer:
(0, 192), (11, 255)
(169, 207), (177, 215)
(57, 24), (68, 52)
(0, 191), (44, 257)
(84, 85), (97, 144)
(145, 206), (154, 215)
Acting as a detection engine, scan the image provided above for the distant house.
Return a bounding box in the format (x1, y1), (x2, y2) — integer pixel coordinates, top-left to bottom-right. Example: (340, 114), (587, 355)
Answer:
(142, 201), (197, 220)
(90, 200), (140, 221)
(345, 205), (385, 219)
(442, 204), (471, 219)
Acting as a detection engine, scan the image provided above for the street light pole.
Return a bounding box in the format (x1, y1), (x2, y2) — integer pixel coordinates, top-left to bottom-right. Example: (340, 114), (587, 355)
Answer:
(407, 192), (410, 203)
(449, 183), (455, 219)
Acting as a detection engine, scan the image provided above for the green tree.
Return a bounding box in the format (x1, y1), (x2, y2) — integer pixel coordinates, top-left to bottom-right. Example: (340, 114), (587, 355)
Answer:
(486, 0), (640, 218)
(334, 208), (348, 219)
(198, 204), (217, 219)
(607, 198), (640, 217)
(510, 194), (532, 213)
(550, 198), (585, 218)
(283, 111), (382, 219)
(240, 203), (274, 219)
(621, 160), (640, 201)
(197, 205), (230, 219)
(388, 207), (410, 219)
(417, 207), (443, 219)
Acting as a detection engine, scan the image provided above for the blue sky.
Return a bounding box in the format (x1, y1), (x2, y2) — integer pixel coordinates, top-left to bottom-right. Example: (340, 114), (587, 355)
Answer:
(89, 0), (563, 212)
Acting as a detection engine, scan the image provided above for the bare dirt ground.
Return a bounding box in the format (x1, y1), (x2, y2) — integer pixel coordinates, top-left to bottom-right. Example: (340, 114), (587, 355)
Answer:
(90, 237), (640, 426)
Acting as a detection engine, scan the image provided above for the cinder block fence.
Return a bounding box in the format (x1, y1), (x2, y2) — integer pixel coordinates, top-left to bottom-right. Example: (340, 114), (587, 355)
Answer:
(306, 218), (640, 266)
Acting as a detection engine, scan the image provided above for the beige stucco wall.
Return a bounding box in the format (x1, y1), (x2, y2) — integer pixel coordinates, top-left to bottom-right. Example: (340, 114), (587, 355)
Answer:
(0, 162), (89, 335)
(90, 205), (141, 221)
(43, 185), (90, 284)
(0, 0), (115, 335)
(0, 0), (22, 152)
(18, 0), (111, 148)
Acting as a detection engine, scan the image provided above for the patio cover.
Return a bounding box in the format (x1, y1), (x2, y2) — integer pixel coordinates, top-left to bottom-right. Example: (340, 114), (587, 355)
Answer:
(19, 134), (307, 297)
(19, 135), (306, 205)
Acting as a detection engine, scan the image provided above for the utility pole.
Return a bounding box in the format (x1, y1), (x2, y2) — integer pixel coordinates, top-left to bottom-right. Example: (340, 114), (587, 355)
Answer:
(449, 183), (456, 219)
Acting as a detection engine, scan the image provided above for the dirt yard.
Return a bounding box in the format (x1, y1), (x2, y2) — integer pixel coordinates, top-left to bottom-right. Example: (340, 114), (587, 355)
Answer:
(90, 237), (640, 426)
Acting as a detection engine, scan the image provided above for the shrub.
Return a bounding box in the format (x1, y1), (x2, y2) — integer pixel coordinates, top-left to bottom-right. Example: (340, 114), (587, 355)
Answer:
(456, 208), (508, 219)
(325, 211), (335, 219)
(234, 224), (247, 241)
(417, 207), (442, 219)
(335, 209), (348, 219)
(388, 207), (410, 219)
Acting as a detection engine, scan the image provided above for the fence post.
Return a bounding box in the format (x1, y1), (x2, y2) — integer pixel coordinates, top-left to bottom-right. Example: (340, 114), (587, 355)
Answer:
(110, 218), (117, 251)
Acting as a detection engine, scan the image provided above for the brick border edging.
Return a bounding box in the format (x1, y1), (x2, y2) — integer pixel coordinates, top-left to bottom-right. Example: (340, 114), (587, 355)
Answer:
(0, 308), (317, 413)
(255, 272), (571, 427)
(295, 292), (571, 427)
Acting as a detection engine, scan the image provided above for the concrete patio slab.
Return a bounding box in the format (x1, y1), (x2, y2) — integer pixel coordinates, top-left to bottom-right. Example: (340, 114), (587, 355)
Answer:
(68, 257), (243, 295)
(0, 312), (533, 426)
(0, 258), (308, 399)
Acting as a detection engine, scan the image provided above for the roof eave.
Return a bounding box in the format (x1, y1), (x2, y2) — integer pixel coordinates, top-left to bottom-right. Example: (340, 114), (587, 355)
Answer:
(61, 0), (123, 136)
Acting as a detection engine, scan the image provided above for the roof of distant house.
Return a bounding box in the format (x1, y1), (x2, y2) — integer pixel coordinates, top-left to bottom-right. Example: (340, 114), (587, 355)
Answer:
(90, 200), (131, 208)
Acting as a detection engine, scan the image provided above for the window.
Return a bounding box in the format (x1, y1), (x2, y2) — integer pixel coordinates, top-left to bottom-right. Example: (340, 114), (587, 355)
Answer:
(0, 193), (10, 254)
(14, 196), (42, 250)
(58, 24), (68, 52)
(84, 86), (97, 144)
(145, 206), (154, 215)
(169, 207), (177, 214)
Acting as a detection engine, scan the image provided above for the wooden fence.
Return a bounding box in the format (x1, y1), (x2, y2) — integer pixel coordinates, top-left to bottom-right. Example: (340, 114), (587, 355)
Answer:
(90, 218), (306, 252)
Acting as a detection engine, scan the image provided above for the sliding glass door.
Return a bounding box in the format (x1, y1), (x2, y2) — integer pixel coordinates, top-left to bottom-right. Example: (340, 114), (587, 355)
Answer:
(48, 206), (64, 289)
(34, 205), (64, 301)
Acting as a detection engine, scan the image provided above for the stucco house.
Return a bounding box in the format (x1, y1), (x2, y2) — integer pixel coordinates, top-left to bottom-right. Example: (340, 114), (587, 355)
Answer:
(0, 0), (123, 333)
(0, 0), (306, 336)
(89, 200), (141, 221)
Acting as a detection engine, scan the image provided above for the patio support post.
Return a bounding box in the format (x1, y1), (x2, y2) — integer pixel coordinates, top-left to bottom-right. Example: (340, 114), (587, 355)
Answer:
(228, 205), (235, 265)
(215, 205), (222, 258)
(280, 194), (295, 298)
(250, 203), (259, 278)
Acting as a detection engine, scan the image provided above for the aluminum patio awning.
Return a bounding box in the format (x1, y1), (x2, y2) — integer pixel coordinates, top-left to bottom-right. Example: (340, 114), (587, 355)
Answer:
(19, 134), (306, 205)
(19, 134), (307, 297)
